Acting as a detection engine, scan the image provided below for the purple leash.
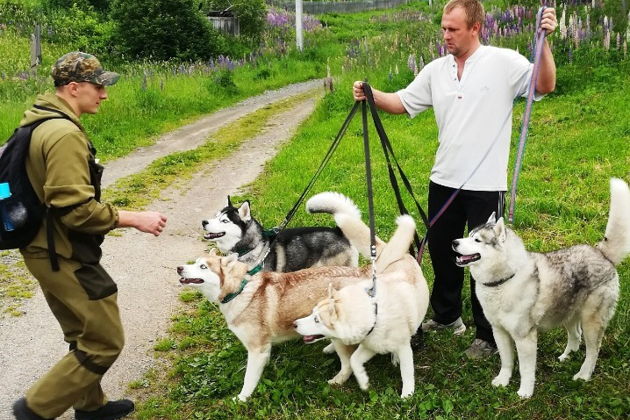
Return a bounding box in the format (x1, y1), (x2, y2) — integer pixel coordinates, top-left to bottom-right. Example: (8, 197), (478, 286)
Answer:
(508, 6), (548, 223)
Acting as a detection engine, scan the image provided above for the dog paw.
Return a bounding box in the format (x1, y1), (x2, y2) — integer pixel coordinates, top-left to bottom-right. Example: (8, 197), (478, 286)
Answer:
(234, 394), (249, 402)
(322, 343), (336, 354)
(572, 372), (592, 381)
(558, 353), (569, 362)
(328, 373), (349, 385)
(356, 378), (370, 391)
(491, 375), (510, 387)
(517, 388), (533, 399)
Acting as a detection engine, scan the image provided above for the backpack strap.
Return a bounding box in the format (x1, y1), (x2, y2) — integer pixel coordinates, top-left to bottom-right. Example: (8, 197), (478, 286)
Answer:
(33, 104), (74, 122)
(26, 108), (75, 271)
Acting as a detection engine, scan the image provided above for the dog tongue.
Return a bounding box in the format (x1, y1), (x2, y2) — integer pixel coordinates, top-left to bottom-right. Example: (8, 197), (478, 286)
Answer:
(302, 335), (324, 344)
(204, 232), (225, 240)
(456, 254), (480, 265)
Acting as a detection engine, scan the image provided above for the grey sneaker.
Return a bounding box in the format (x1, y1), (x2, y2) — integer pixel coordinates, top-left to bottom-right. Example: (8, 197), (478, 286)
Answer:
(464, 339), (498, 359)
(421, 317), (466, 335)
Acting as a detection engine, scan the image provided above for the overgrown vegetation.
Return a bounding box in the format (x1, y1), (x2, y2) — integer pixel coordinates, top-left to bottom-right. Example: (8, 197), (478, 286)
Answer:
(0, 0), (268, 61)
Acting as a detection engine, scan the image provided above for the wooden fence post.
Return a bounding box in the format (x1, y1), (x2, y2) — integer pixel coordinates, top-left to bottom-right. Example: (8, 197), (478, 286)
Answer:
(30, 24), (42, 68)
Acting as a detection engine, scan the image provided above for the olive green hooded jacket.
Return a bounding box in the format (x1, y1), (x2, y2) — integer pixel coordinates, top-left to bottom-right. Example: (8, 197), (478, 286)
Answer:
(20, 93), (119, 263)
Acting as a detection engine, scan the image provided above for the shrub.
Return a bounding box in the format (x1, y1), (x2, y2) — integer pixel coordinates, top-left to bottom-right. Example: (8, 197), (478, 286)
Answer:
(42, 0), (111, 13)
(44, 5), (114, 57)
(110, 0), (223, 61)
(0, 1), (45, 31)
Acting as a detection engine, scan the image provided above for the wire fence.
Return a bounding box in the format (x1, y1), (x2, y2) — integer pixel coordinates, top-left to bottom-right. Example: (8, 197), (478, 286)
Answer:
(266, 0), (411, 14)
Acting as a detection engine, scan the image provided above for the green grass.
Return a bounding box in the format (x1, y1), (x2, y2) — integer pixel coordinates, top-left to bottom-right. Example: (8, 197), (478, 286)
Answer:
(0, 56), (326, 160)
(0, 250), (35, 316)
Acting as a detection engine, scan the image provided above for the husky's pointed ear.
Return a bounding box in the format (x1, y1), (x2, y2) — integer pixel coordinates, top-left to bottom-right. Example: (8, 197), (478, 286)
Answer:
(227, 195), (232, 207)
(238, 201), (251, 221)
(494, 217), (507, 242)
(223, 252), (238, 264)
(487, 211), (497, 224)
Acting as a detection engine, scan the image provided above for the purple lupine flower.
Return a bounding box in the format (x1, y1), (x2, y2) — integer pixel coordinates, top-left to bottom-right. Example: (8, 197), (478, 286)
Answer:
(617, 32), (621, 50)
(407, 54), (416, 74)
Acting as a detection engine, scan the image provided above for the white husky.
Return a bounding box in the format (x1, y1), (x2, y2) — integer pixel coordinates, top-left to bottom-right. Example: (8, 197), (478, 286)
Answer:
(294, 215), (429, 398)
(452, 178), (630, 399)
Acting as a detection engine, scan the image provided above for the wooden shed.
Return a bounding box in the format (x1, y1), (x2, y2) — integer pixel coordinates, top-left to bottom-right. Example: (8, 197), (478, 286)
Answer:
(208, 10), (240, 36)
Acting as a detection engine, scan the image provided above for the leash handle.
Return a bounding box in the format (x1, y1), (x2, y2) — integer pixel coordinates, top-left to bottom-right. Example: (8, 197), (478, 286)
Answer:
(360, 94), (378, 297)
(508, 6), (548, 223)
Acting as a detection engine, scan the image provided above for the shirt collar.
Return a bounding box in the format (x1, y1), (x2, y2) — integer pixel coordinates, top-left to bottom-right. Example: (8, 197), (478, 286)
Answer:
(448, 44), (485, 65)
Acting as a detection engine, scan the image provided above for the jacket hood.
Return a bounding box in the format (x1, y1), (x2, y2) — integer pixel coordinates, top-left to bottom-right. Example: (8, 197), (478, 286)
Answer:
(20, 93), (85, 132)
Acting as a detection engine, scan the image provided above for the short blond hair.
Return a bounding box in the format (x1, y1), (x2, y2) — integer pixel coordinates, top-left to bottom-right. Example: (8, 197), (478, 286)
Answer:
(444, 0), (485, 29)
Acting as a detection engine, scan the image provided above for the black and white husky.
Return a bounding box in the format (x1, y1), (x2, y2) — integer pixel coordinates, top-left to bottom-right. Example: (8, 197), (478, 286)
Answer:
(201, 192), (360, 272)
(452, 178), (630, 399)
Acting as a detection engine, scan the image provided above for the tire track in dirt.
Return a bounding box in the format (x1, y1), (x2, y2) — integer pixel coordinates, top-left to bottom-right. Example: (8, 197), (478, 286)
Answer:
(0, 80), (323, 419)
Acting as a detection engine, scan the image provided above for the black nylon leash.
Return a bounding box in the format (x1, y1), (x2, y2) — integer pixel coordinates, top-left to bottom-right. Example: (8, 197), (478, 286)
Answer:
(249, 101), (361, 270)
(279, 101), (361, 231)
(361, 99), (378, 297)
(362, 83), (429, 255)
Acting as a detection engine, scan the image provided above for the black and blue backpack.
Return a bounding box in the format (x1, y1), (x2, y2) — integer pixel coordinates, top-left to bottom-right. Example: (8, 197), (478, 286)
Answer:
(0, 105), (73, 270)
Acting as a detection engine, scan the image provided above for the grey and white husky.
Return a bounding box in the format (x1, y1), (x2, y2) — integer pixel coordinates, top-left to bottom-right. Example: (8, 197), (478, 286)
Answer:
(201, 192), (360, 272)
(452, 178), (630, 399)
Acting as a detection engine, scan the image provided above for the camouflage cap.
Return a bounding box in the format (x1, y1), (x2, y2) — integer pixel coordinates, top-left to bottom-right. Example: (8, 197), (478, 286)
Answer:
(51, 51), (120, 87)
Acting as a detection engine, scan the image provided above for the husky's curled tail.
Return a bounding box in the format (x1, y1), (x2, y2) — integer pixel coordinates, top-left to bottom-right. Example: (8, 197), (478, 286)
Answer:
(307, 192), (371, 256)
(308, 192), (419, 275)
(597, 178), (630, 265)
(306, 192), (362, 222)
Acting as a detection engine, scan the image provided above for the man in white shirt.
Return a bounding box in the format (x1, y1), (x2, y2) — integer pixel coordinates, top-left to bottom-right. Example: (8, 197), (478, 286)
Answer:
(353, 0), (557, 358)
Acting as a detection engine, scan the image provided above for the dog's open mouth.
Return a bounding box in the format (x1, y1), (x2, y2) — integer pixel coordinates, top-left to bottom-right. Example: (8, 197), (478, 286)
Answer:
(302, 334), (325, 344)
(455, 253), (481, 267)
(179, 277), (204, 285)
(203, 232), (225, 240)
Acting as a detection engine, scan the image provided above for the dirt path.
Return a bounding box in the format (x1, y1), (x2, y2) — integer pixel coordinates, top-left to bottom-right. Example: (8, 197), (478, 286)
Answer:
(0, 79), (323, 419)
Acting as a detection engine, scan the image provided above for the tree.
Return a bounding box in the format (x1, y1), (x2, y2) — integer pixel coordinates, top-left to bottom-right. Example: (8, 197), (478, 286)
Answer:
(110, 0), (224, 61)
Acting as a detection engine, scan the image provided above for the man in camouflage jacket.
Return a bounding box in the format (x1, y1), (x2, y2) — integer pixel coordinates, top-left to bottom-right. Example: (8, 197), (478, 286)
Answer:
(12, 52), (168, 420)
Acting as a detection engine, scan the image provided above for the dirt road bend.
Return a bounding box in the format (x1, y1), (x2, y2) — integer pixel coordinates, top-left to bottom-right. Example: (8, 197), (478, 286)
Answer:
(0, 79), (323, 419)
